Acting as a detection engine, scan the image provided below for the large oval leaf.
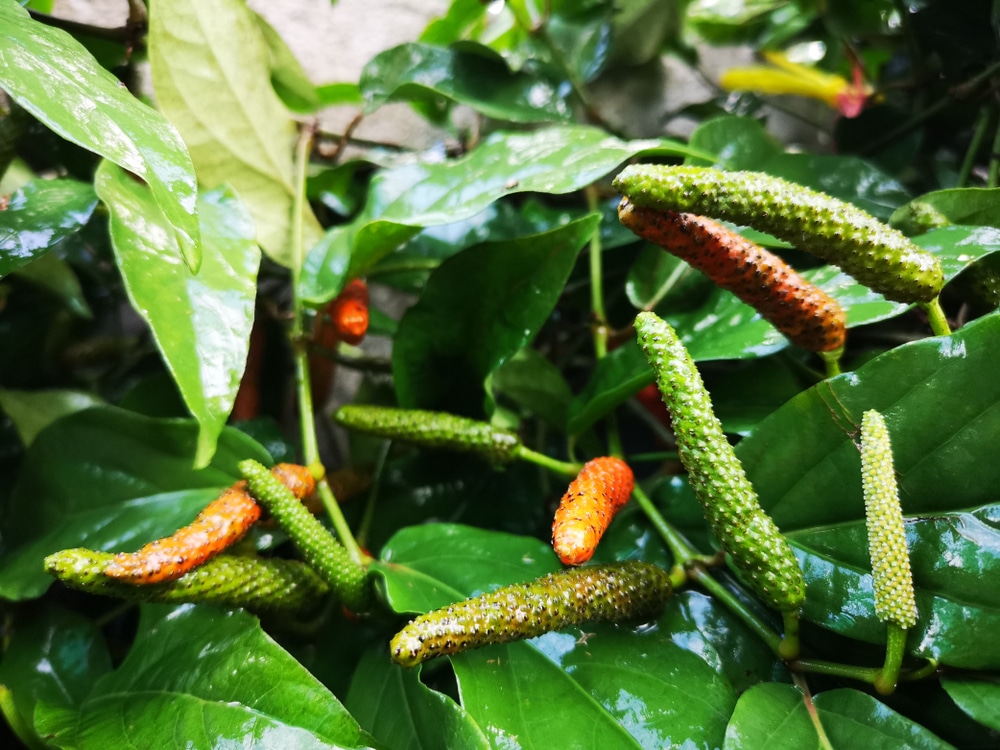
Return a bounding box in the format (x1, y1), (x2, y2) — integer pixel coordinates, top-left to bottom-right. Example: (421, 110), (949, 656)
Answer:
(0, 2), (199, 269)
(95, 163), (260, 467)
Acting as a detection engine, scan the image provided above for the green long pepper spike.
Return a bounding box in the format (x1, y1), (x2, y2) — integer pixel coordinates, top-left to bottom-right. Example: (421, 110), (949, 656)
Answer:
(613, 165), (944, 304)
(390, 561), (673, 668)
(634, 311), (806, 618)
(239, 459), (371, 612)
(44, 549), (329, 615)
(334, 404), (522, 467)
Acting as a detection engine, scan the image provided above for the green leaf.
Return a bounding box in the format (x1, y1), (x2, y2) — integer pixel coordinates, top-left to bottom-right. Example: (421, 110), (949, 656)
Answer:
(95, 163), (260, 467)
(724, 684), (955, 749)
(148, 0), (323, 268)
(298, 125), (706, 304)
(346, 648), (491, 750)
(12, 252), (93, 318)
(0, 387), (104, 446)
(0, 2), (200, 269)
(0, 607), (111, 748)
(0, 405), (271, 600)
(686, 114), (783, 171)
(34, 604), (372, 749)
(375, 524), (735, 750)
(727, 312), (1000, 667)
(361, 42), (571, 122)
(392, 215), (599, 416)
(891, 188), (1000, 233)
(252, 10), (322, 113)
(941, 675), (1000, 731)
(0, 178), (97, 277)
(492, 347), (574, 430)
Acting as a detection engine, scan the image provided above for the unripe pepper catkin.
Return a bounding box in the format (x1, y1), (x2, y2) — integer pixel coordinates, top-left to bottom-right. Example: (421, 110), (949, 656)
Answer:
(860, 410), (917, 630)
(239, 459), (370, 612)
(390, 561), (672, 667)
(634, 311), (805, 612)
(47, 549), (328, 615)
(552, 457), (634, 565)
(103, 463), (315, 585)
(618, 200), (846, 352)
(334, 404), (522, 467)
(613, 165), (944, 304)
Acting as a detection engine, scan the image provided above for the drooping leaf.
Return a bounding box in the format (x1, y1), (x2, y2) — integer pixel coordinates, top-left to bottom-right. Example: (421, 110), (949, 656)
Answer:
(298, 125), (706, 305)
(941, 674), (1000, 732)
(34, 604), (373, 749)
(346, 648), (491, 750)
(0, 1), (200, 269)
(95, 163), (260, 467)
(392, 215), (599, 416)
(0, 178), (97, 277)
(361, 42), (572, 122)
(0, 406), (271, 600)
(148, 0), (323, 267)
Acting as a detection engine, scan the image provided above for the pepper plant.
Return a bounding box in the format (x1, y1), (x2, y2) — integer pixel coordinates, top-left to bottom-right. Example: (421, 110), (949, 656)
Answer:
(1, 0), (999, 748)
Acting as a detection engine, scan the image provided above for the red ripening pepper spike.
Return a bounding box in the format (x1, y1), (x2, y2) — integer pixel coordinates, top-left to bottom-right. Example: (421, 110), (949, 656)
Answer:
(618, 199), (846, 353)
(552, 457), (635, 566)
(327, 278), (369, 346)
(104, 463), (316, 585)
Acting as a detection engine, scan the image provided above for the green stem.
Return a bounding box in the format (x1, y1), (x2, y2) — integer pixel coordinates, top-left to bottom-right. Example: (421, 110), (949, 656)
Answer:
(586, 185), (608, 360)
(921, 297), (951, 337)
(792, 673), (835, 750)
(627, 451), (681, 464)
(900, 657), (938, 682)
(819, 348), (843, 379)
(514, 444), (583, 477)
(688, 565), (784, 655)
(957, 105), (991, 188)
(631, 484), (701, 563)
(790, 658), (881, 683)
(875, 623), (909, 695)
(315, 478), (364, 564)
(779, 610), (801, 661)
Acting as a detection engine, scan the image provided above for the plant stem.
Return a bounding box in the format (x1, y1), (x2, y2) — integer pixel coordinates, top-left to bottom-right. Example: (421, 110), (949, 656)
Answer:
(631, 484), (700, 563)
(688, 564), (784, 655)
(792, 673), (835, 750)
(790, 658), (881, 683)
(957, 105), (992, 187)
(586, 185), (609, 360)
(515, 444), (583, 477)
(779, 610), (801, 660)
(819, 349), (843, 378)
(875, 623), (908, 695)
(921, 297), (951, 337)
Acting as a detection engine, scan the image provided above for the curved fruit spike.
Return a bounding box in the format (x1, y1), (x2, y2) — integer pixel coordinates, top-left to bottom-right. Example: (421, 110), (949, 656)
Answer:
(552, 456), (634, 565)
(860, 410), (917, 630)
(390, 561), (673, 668)
(618, 200), (846, 352)
(634, 311), (805, 614)
(613, 165), (944, 304)
(47, 549), (329, 615)
(103, 463), (315, 585)
(239, 459), (370, 612)
(334, 404), (522, 467)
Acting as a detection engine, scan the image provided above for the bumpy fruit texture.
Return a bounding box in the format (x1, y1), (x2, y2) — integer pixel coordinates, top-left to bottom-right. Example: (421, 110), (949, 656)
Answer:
(47, 549), (328, 615)
(552, 457), (635, 565)
(103, 464), (315, 585)
(327, 278), (370, 346)
(861, 410), (918, 630)
(618, 200), (846, 352)
(634, 311), (805, 612)
(390, 561), (672, 667)
(239, 459), (370, 612)
(334, 404), (522, 467)
(613, 165), (944, 304)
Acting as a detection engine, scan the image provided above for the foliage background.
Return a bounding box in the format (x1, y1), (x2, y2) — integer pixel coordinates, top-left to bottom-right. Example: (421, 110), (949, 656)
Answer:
(1, 0), (1000, 748)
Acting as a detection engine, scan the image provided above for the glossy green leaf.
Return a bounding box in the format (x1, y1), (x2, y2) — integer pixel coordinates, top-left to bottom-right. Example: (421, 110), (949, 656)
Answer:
(725, 312), (1000, 667)
(393, 215), (599, 416)
(376, 524), (735, 749)
(148, 0), (323, 268)
(492, 347), (574, 430)
(0, 2), (200, 269)
(0, 405), (271, 600)
(686, 115), (783, 171)
(0, 607), (111, 748)
(0, 178), (97, 277)
(34, 604), (372, 749)
(346, 648), (491, 750)
(12, 252), (93, 318)
(724, 684), (954, 749)
(298, 125), (706, 304)
(96, 163), (260, 467)
(0, 387), (104, 446)
(941, 675), (1000, 731)
(361, 42), (571, 122)
(891, 188), (1000, 233)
